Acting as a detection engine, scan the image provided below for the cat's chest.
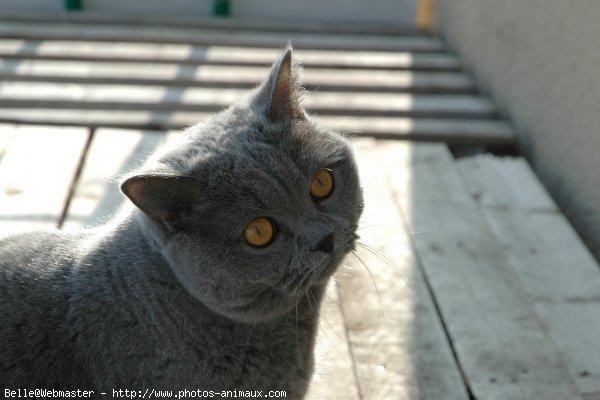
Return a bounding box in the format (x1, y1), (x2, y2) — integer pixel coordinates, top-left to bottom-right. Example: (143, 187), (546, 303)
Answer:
(174, 316), (317, 387)
(88, 307), (317, 395)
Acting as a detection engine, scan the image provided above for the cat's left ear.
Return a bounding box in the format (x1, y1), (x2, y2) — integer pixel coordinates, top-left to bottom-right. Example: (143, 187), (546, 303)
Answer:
(121, 174), (201, 230)
(264, 47), (305, 122)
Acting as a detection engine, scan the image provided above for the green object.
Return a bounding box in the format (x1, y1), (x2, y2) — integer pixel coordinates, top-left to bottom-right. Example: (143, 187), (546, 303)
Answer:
(213, 0), (230, 17)
(65, 0), (82, 11)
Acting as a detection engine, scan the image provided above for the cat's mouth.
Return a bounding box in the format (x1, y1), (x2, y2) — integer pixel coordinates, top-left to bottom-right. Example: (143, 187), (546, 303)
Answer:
(288, 252), (345, 295)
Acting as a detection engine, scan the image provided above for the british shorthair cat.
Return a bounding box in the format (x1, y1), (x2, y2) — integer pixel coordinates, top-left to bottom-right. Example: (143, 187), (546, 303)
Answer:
(0, 48), (363, 399)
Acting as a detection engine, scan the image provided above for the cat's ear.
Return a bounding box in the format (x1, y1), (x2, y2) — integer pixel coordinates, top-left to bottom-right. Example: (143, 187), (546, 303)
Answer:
(121, 174), (201, 230)
(264, 47), (305, 122)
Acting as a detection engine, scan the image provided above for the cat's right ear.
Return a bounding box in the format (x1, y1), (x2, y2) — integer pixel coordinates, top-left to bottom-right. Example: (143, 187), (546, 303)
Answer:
(261, 47), (305, 122)
(121, 174), (201, 230)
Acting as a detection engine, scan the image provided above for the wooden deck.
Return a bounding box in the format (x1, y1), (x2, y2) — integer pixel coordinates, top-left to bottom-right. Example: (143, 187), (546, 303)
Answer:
(1, 13), (600, 400)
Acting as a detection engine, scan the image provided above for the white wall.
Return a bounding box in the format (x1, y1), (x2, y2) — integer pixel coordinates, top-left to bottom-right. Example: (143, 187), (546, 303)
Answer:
(437, 0), (600, 261)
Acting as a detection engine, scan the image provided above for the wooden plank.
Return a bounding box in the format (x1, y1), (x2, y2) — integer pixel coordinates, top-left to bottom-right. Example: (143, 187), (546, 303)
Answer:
(0, 40), (462, 71)
(320, 117), (514, 144)
(381, 142), (582, 399)
(457, 155), (600, 396)
(0, 110), (516, 145)
(0, 22), (445, 52)
(306, 280), (360, 400)
(0, 125), (89, 234)
(0, 11), (426, 36)
(337, 138), (469, 399)
(62, 128), (164, 230)
(457, 155), (557, 211)
(0, 61), (475, 93)
(0, 123), (16, 161)
(0, 83), (493, 118)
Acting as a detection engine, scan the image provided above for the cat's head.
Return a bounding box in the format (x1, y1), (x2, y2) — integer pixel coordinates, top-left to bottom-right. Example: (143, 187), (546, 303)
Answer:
(121, 48), (363, 323)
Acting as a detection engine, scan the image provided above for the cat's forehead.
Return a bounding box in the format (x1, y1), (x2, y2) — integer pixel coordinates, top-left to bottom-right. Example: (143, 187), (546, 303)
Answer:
(185, 117), (348, 204)
(159, 107), (352, 199)
(194, 110), (348, 172)
(250, 123), (345, 167)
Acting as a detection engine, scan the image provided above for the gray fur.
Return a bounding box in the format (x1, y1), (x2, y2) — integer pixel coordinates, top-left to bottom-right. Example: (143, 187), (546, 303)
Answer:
(0, 48), (363, 398)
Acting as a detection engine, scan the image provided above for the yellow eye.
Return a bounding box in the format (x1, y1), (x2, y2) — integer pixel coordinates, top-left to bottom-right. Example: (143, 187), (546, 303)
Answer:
(310, 168), (333, 199)
(243, 217), (275, 247)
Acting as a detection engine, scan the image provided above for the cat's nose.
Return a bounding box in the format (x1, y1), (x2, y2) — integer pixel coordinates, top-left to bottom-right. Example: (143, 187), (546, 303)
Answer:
(313, 232), (334, 253)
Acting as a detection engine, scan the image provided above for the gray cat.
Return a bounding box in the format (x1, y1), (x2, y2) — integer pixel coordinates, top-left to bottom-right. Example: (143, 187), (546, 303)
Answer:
(0, 48), (363, 399)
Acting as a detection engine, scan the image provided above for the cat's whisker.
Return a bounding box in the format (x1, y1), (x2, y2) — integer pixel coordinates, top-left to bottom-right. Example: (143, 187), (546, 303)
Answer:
(356, 242), (412, 290)
(309, 289), (346, 344)
(356, 224), (379, 231)
(349, 250), (386, 326)
(306, 85), (322, 94)
(305, 289), (349, 369)
(322, 284), (341, 305)
(295, 303), (303, 374)
(335, 269), (353, 279)
(337, 130), (364, 140)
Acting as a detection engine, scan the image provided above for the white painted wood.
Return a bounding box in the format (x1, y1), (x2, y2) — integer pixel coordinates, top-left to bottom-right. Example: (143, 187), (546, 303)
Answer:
(0, 22), (444, 52)
(458, 154), (600, 395)
(337, 138), (470, 399)
(320, 116), (514, 143)
(0, 109), (516, 145)
(0, 82), (491, 117)
(306, 280), (360, 400)
(381, 142), (582, 399)
(0, 123), (16, 160)
(62, 128), (164, 230)
(0, 125), (88, 234)
(457, 155), (557, 211)
(0, 40), (461, 70)
(0, 60), (474, 93)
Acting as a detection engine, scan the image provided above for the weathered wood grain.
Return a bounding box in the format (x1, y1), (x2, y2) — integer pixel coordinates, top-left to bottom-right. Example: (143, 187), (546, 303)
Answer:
(0, 123), (16, 161)
(321, 116), (514, 144)
(0, 109), (515, 145)
(0, 83), (493, 118)
(306, 281), (361, 400)
(338, 138), (470, 399)
(0, 60), (474, 93)
(382, 142), (582, 399)
(458, 154), (600, 396)
(62, 128), (164, 230)
(0, 125), (89, 234)
(0, 40), (461, 71)
(0, 22), (444, 52)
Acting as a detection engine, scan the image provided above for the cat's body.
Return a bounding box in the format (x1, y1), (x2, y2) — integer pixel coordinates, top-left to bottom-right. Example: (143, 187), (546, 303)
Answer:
(0, 49), (362, 398)
(1, 224), (319, 396)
